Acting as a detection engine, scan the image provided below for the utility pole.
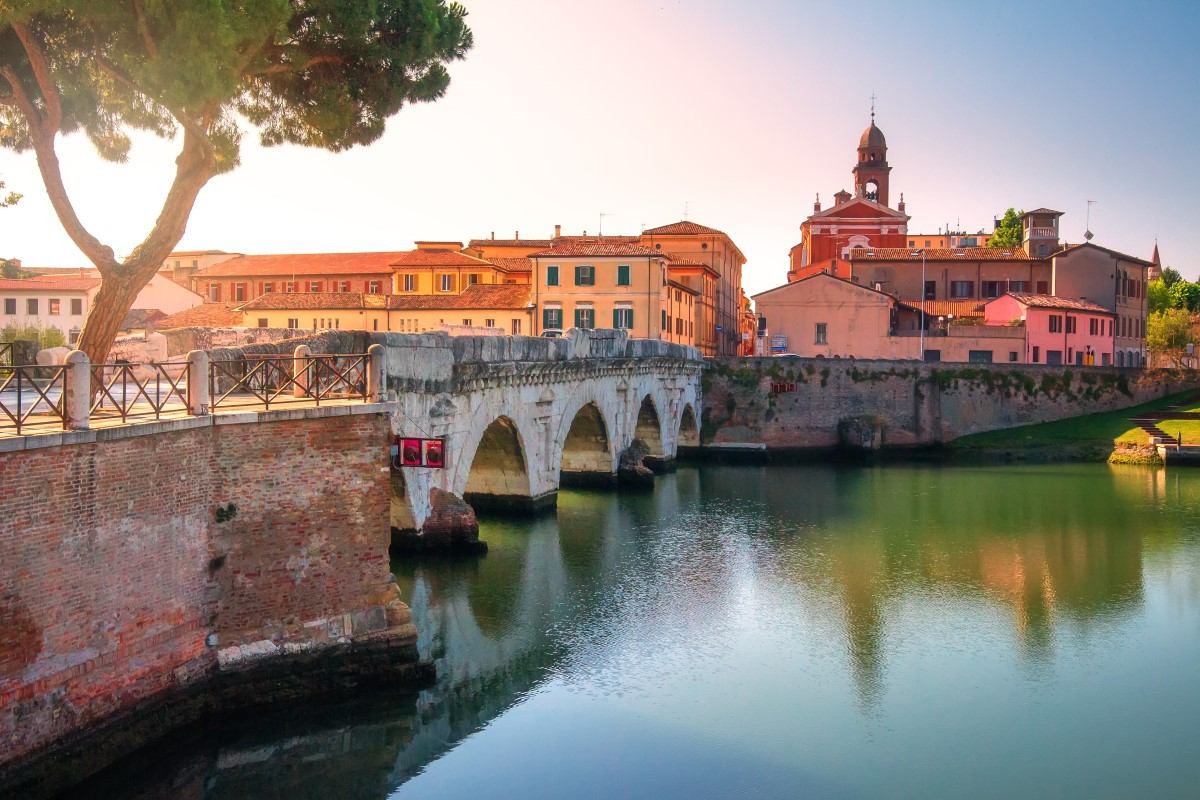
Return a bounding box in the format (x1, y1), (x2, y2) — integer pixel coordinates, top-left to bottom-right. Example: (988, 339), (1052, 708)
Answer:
(920, 249), (926, 360)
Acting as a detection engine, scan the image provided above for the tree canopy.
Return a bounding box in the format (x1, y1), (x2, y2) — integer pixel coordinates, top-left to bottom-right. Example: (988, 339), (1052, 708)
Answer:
(1146, 309), (1194, 367)
(986, 208), (1023, 249)
(0, 1), (472, 363)
(1160, 266), (1182, 287)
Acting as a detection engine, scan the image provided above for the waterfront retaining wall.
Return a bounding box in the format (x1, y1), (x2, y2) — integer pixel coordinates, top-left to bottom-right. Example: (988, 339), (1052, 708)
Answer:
(702, 358), (1200, 449)
(0, 407), (416, 791)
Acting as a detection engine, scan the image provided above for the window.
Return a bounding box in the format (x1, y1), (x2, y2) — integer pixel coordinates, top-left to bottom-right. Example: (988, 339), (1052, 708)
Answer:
(207, 283), (221, 302)
(613, 305), (634, 329)
(234, 283), (247, 302)
(1066, 316), (1077, 334)
(676, 318), (683, 335)
(26, 298), (38, 315)
(71, 298), (83, 315)
(950, 281), (974, 299)
(546, 265), (559, 286)
(462, 319), (472, 327)
(257, 318), (268, 328)
(574, 265), (595, 286)
(1047, 350), (1063, 365)
(1075, 350), (1084, 366)
(337, 280), (351, 292)
(982, 281), (1003, 299)
(1102, 353), (1111, 366)
(191, 259), (198, 269)
(1089, 318), (1098, 335)
(1107, 319), (1113, 336)
(262, 282), (275, 294)
(968, 350), (993, 363)
(1032, 346), (1040, 363)
(511, 319), (522, 335)
(662, 309), (668, 329)
(403, 275), (416, 292)
(574, 305), (595, 329)
(908, 240), (916, 248)
(468, 273), (480, 285)
(367, 280), (381, 294)
(1049, 314), (1062, 333)
(543, 306), (563, 330)
(439, 274), (455, 293)
(1009, 351), (1019, 362)
(307, 280), (322, 293)
(813, 322), (828, 344)
(48, 299), (60, 315)
(924, 240), (931, 248)
(485, 318), (495, 327)
(373, 319), (380, 331)
(287, 318), (299, 329)
(1010, 281), (1029, 293)
(923, 349), (941, 363)
(924, 281), (936, 300)
(4, 298), (15, 315)
(284, 282), (297, 293)
(1036, 281), (1049, 294)
(617, 264), (631, 286)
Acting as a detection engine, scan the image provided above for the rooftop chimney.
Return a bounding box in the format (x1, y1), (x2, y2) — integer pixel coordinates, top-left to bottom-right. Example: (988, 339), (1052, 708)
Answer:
(490, 231), (495, 239)
(515, 230), (519, 239)
(554, 224), (562, 238)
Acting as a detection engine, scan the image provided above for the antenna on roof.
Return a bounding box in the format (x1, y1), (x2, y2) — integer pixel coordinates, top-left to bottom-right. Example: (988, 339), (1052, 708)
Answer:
(1084, 200), (1096, 241)
(599, 213), (611, 237)
(870, 90), (876, 122)
(683, 200), (690, 221)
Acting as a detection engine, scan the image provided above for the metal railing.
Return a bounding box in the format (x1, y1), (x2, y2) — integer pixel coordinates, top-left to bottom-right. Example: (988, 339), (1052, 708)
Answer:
(0, 364), (67, 434)
(90, 361), (190, 423)
(209, 352), (369, 411)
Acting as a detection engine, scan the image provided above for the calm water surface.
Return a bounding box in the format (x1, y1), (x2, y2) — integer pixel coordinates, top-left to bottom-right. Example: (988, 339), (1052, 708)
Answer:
(78, 464), (1200, 799)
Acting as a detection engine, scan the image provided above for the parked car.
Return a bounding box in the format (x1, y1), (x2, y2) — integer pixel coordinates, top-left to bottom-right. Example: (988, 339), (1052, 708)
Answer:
(541, 328), (564, 338)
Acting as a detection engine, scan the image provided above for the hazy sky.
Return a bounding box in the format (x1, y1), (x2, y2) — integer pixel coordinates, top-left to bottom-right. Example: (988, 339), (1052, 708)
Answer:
(2, 0), (1197, 294)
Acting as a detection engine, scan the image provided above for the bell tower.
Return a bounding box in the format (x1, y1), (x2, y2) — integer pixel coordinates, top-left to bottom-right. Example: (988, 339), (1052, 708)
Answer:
(852, 102), (891, 207)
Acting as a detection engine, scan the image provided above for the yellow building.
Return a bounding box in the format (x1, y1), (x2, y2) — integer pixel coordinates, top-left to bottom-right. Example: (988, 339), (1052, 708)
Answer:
(527, 240), (694, 345)
(391, 244), (529, 295)
(239, 285), (534, 335)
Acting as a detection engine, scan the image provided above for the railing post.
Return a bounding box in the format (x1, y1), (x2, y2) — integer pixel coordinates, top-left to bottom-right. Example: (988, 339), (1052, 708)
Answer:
(187, 350), (210, 416)
(64, 350), (90, 430)
(366, 343), (385, 402)
(293, 344), (312, 398)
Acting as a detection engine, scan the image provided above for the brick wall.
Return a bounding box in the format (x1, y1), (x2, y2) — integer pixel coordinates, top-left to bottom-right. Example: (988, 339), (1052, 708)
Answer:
(702, 358), (1200, 449)
(0, 412), (392, 770)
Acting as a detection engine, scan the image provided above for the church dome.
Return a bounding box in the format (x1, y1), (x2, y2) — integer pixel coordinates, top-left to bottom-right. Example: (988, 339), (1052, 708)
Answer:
(859, 122), (886, 150)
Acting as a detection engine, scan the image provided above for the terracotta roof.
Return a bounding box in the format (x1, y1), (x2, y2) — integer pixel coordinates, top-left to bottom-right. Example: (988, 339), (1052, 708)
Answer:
(667, 279), (700, 295)
(240, 292), (366, 311)
(896, 299), (986, 318)
(528, 242), (664, 258)
(859, 122), (886, 149)
(166, 249), (235, 257)
(1001, 293), (1114, 314)
(1054, 241), (1155, 267)
(665, 256), (709, 267)
(389, 249), (494, 268)
(157, 302), (244, 328)
(0, 277), (99, 291)
(483, 257), (533, 273)
(120, 308), (167, 329)
(1024, 208), (1064, 216)
(752, 271), (895, 302)
(195, 252), (405, 278)
(467, 238), (553, 248)
(642, 221), (726, 236)
(388, 284), (532, 310)
(851, 247), (1036, 261)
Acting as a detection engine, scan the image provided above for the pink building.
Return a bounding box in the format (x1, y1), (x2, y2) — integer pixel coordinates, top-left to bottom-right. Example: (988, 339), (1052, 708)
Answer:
(983, 294), (1115, 367)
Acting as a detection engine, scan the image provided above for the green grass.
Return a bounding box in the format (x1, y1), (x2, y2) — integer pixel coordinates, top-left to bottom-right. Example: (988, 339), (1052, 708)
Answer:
(952, 391), (1200, 451)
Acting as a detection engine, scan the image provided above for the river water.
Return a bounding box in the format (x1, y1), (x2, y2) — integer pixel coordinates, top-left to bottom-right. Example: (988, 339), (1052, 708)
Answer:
(74, 463), (1200, 799)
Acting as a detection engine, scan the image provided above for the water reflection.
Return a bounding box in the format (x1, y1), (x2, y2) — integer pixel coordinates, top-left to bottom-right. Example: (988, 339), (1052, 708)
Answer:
(72, 463), (1200, 799)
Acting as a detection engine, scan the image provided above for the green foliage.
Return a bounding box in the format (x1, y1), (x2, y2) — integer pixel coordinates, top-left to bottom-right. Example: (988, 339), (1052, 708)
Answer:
(1146, 309), (1193, 366)
(215, 502), (238, 523)
(0, 257), (28, 278)
(1147, 278), (1170, 313)
(1161, 267), (1183, 287)
(987, 208), (1023, 249)
(1168, 280), (1200, 312)
(0, 323), (65, 347)
(1, 2), (473, 167)
(0, 179), (18, 207)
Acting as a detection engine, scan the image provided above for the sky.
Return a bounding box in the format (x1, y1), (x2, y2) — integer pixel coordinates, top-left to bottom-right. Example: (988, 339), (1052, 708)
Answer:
(2, 0), (1198, 296)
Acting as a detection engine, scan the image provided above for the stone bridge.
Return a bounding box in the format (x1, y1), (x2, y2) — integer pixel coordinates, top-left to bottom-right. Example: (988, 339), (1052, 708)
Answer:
(377, 329), (704, 542)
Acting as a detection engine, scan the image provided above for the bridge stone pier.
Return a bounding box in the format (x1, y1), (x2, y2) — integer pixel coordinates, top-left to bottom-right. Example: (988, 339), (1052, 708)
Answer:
(377, 329), (703, 545)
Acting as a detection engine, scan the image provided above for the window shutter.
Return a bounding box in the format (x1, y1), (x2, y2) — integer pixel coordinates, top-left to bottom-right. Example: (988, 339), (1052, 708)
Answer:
(543, 308), (555, 329)
(547, 266), (558, 286)
(575, 308), (584, 328)
(613, 308), (621, 328)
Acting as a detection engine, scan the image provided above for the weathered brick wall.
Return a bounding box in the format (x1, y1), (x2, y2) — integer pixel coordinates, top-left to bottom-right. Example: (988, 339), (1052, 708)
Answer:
(702, 358), (1200, 449)
(0, 412), (392, 769)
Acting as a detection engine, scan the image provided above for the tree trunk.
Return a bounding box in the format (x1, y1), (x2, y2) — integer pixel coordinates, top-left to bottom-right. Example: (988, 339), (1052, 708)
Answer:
(75, 276), (142, 366)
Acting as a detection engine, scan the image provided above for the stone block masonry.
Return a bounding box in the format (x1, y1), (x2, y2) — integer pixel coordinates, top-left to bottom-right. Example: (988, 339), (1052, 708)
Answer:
(701, 358), (1200, 451)
(0, 406), (422, 795)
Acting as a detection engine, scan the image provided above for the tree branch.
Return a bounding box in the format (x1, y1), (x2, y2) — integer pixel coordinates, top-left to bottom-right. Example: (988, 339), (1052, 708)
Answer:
(250, 53), (343, 76)
(130, 0), (159, 59)
(11, 22), (61, 131)
(2, 65), (116, 271)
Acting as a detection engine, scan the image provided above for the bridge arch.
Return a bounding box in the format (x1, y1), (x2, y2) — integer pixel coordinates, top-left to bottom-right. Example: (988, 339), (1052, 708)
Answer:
(677, 403), (699, 448)
(635, 394), (666, 459)
(559, 401), (616, 485)
(458, 414), (537, 512)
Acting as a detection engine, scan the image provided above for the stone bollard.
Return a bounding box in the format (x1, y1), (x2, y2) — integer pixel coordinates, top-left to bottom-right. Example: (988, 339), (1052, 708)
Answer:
(64, 350), (91, 430)
(186, 350), (210, 416)
(366, 343), (385, 402)
(293, 344), (312, 398)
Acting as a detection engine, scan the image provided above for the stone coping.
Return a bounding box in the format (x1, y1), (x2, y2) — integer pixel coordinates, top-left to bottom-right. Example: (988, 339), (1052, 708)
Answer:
(0, 401), (392, 454)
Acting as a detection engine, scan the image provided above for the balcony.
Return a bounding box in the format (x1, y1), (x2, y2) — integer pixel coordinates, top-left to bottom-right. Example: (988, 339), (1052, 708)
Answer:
(1028, 226), (1057, 238)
